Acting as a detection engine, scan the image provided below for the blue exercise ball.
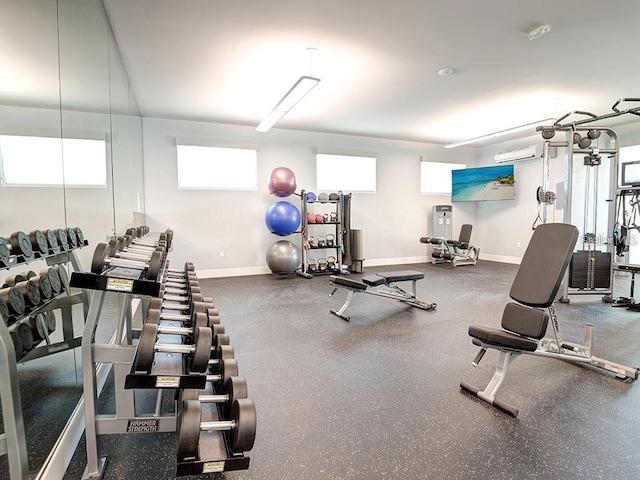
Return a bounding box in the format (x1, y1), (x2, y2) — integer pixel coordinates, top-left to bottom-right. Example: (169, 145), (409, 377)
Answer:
(265, 201), (301, 236)
(266, 240), (301, 275)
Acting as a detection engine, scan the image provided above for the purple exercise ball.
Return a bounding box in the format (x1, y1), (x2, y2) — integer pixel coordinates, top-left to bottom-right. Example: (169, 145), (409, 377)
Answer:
(268, 166), (297, 197)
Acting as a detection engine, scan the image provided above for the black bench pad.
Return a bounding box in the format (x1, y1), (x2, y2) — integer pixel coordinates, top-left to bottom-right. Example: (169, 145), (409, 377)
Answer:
(375, 270), (424, 283)
(330, 275), (368, 290)
(469, 325), (539, 352)
(362, 274), (386, 286)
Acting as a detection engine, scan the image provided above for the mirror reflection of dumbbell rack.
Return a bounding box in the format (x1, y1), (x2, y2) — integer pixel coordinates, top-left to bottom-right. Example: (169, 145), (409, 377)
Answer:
(300, 190), (344, 276)
(76, 242), (254, 478)
(0, 226), (90, 480)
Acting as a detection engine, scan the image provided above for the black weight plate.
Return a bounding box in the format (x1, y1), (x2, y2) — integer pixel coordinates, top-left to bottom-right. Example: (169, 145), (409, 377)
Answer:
(43, 310), (56, 333)
(75, 227), (85, 245)
(126, 228), (135, 237)
(135, 323), (158, 373)
(91, 244), (109, 275)
(23, 280), (41, 306)
(4, 286), (25, 315)
(44, 229), (61, 254)
(18, 322), (34, 351)
(19, 270), (37, 279)
(225, 376), (248, 407)
(33, 275), (52, 300)
(29, 230), (49, 255)
(55, 265), (69, 291)
(10, 331), (24, 359)
(230, 398), (257, 453)
(55, 228), (68, 251)
(122, 235), (133, 247)
(10, 231), (33, 258)
(42, 267), (61, 295)
(165, 229), (174, 249)
(189, 326), (212, 373)
(4, 274), (26, 287)
(147, 250), (163, 281)
(107, 239), (120, 257)
(0, 237), (10, 266)
(177, 399), (201, 461)
(35, 314), (47, 340)
(145, 309), (161, 325)
(66, 227), (78, 248)
(180, 388), (200, 402)
(0, 296), (9, 324)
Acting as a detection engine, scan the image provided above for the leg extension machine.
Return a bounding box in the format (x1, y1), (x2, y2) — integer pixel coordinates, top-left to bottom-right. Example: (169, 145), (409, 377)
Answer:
(329, 270), (437, 321)
(460, 223), (639, 417)
(420, 224), (479, 266)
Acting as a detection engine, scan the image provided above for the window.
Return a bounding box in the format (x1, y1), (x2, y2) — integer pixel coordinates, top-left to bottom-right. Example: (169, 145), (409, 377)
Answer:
(0, 135), (107, 187)
(176, 145), (257, 190)
(316, 154), (376, 193)
(421, 161), (466, 194)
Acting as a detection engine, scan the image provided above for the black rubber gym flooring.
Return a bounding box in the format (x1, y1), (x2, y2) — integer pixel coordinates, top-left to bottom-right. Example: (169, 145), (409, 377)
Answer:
(4, 260), (640, 479)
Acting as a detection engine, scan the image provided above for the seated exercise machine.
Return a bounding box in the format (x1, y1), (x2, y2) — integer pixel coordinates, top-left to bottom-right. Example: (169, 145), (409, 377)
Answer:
(420, 224), (479, 267)
(460, 223), (639, 417)
(328, 271), (437, 321)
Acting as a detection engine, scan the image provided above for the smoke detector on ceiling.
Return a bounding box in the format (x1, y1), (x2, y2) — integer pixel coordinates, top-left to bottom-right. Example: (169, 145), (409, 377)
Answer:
(528, 24), (551, 40)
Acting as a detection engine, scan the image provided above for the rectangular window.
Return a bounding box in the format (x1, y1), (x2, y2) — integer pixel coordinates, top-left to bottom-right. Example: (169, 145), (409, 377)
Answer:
(316, 153), (376, 193)
(421, 161), (466, 194)
(176, 145), (257, 190)
(0, 135), (107, 187)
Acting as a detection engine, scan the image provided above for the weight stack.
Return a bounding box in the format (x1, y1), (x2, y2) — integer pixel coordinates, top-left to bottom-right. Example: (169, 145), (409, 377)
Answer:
(349, 229), (364, 273)
(568, 250), (611, 289)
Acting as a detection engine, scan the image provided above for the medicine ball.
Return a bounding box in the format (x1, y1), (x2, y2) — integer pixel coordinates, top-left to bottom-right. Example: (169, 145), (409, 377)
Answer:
(307, 212), (316, 224)
(306, 191), (317, 202)
(328, 192), (340, 203)
(268, 167), (297, 197)
(318, 192), (329, 203)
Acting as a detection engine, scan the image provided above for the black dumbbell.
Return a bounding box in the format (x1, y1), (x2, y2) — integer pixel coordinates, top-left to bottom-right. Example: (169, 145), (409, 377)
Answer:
(53, 264), (69, 293)
(0, 237), (10, 267)
(28, 230), (49, 255)
(8, 231), (34, 259)
(0, 286), (26, 317)
(180, 376), (247, 412)
(91, 242), (163, 280)
(33, 310), (56, 341)
(134, 322), (212, 374)
(177, 398), (256, 460)
(39, 267), (62, 295)
(42, 229), (61, 254)
(148, 297), (220, 323)
(14, 280), (41, 309)
(146, 310), (229, 351)
(16, 321), (34, 353)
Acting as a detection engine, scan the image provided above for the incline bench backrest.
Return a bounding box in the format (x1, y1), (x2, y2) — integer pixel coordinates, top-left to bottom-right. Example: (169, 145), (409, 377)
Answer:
(509, 223), (579, 308)
(459, 224), (472, 244)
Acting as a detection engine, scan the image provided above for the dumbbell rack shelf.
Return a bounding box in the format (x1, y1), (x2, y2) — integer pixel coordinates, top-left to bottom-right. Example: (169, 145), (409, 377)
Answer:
(70, 267), (162, 297)
(0, 235), (90, 480)
(124, 347), (208, 389)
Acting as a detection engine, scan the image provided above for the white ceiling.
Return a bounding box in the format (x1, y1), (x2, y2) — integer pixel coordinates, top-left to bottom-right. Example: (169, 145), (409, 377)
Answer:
(103, 0), (640, 146)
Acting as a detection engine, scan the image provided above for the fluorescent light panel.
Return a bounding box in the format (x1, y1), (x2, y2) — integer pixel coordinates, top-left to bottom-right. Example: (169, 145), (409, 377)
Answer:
(256, 75), (320, 132)
(443, 118), (556, 149)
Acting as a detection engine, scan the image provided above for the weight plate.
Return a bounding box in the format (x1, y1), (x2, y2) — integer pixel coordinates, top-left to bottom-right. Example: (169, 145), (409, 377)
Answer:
(122, 235), (133, 247)
(21, 270), (37, 279)
(147, 250), (163, 281)
(225, 376), (248, 407)
(185, 262), (195, 272)
(215, 333), (230, 348)
(6, 286), (25, 315)
(189, 326), (212, 373)
(148, 297), (163, 310)
(126, 228), (135, 237)
(145, 309), (161, 325)
(107, 239), (120, 257)
(66, 227), (78, 248)
(18, 322), (34, 351)
(29, 230), (49, 255)
(177, 399), (201, 461)
(193, 312), (208, 329)
(35, 314), (47, 340)
(55, 228), (68, 251)
(23, 280), (41, 306)
(217, 345), (235, 361)
(55, 265), (69, 291)
(165, 229), (174, 249)
(10, 231), (34, 258)
(135, 323), (158, 373)
(42, 267), (61, 295)
(91, 244), (109, 275)
(10, 331), (24, 359)
(44, 229), (61, 254)
(207, 314), (221, 326)
(230, 399), (257, 453)
(0, 237), (10, 266)
(4, 274), (26, 287)
(180, 388), (200, 402)
(221, 358), (239, 381)
(33, 275), (52, 300)
(43, 310), (56, 333)
(75, 227), (85, 245)
(0, 297), (9, 324)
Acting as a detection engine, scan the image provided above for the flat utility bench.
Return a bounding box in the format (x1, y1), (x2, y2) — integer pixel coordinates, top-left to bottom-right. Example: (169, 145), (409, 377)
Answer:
(329, 270), (436, 321)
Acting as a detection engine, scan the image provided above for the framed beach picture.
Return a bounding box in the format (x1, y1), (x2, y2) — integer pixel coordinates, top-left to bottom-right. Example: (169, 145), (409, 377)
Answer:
(451, 164), (515, 202)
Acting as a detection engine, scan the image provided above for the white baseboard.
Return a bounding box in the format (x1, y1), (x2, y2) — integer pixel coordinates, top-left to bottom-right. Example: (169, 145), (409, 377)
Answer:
(194, 254), (520, 279)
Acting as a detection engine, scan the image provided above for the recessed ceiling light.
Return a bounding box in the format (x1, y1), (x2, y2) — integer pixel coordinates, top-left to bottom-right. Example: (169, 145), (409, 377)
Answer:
(438, 68), (454, 76)
(528, 24), (551, 40)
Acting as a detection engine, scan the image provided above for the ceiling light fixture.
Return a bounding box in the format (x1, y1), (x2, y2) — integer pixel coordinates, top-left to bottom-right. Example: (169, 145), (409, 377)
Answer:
(438, 67), (454, 76)
(528, 24), (551, 40)
(256, 74), (321, 132)
(443, 118), (556, 149)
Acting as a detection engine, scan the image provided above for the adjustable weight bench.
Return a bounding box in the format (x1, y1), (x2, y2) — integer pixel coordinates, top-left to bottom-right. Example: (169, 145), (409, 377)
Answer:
(420, 224), (479, 266)
(329, 270), (437, 321)
(460, 223), (639, 417)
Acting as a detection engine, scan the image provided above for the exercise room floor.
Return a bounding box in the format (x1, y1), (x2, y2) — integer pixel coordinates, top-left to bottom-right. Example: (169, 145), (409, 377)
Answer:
(6, 260), (640, 479)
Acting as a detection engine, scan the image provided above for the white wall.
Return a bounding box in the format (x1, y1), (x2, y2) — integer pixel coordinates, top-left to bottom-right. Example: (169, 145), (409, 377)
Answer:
(142, 118), (478, 276)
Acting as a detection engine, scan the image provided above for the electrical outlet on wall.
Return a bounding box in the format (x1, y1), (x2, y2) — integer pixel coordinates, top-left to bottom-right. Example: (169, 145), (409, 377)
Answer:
(516, 242), (521, 248)
(219, 250), (225, 258)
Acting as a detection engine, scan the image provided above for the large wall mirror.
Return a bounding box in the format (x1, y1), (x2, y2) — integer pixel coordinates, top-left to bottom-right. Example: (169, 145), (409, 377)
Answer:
(0, 0), (143, 475)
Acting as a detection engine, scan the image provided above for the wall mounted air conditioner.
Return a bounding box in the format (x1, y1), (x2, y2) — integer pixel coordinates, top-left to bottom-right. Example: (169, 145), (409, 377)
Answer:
(494, 144), (538, 163)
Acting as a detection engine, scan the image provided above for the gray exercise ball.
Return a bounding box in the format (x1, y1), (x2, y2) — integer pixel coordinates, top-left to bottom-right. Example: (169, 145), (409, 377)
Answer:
(266, 240), (301, 275)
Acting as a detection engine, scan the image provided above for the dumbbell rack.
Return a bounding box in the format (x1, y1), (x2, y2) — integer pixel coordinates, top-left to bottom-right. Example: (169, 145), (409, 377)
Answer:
(75, 246), (252, 477)
(0, 228), (90, 480)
